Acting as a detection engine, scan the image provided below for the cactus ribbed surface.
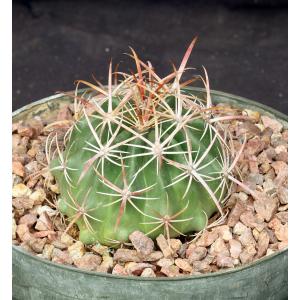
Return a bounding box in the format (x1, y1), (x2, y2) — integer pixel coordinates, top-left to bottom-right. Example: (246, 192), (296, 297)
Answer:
(50, 39), (237, 246)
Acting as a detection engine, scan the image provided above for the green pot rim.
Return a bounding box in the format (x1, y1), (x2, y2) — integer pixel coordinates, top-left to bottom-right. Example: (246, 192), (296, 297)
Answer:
(12, 87), (288, 282)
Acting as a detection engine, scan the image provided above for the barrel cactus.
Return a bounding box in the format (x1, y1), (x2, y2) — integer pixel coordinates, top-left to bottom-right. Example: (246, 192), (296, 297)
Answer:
(50, 39), (245, 246)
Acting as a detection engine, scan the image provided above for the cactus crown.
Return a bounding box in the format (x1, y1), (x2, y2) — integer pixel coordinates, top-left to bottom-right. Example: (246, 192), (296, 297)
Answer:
(50, 38), (247, 246)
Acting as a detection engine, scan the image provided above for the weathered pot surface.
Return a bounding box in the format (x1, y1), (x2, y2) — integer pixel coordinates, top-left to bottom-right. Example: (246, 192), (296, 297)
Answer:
(12, 88), (288, 300)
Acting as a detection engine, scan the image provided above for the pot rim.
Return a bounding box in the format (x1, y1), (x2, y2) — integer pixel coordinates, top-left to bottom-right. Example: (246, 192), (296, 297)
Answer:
(12, 87), (288, 281)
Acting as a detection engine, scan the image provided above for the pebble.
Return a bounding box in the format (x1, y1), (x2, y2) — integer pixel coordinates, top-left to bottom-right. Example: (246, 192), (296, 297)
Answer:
(68, 241), (85, 260)
(125, 262), (155, 276)
(256, 230), (270, 258)
(113, 249), (141, 262)
(175, 258), (192, 272)
(239, 228), (256, 247)
(12, 161), (25, 177)
(29, 189), (46, 205)
(275, 212), (288, 224)
(233, 222), (247, 235)
(97, 255), (113, 273)
(216, 254), (234, 268)
(229, 239), (242, 259)
(210, 238), (230, 257)
(92, 244), (109, 255)
(12, 184), (32, 198)
(239, 245), (257, 264)
(170, 239), (182, 253)
(60, 232), (74, 246)
(214, 225), (233, 241)
(253, 192), (278, 222)
(37, 205), (57, 217)
(263, 179), (277, 196)
(28, 238), (47, 253)
(156, 234), (173, 258)
(261, 116), (283, 133)
(277, 186), (288, 205)
(52, 248), (73, 265)
(129, 230), (154, 256)
(18, 213), (37, 227)
(240, 211), (265, 232)
(196, 230), (218, 247)
(41, 244), (55, 260)
(160, 265), (180, 277)
(268, 219), (288, 242)
(74, 253), (102, 271)
(141, 268), (156, 277)
(192, 255), (214, 273)
(112, 264), (127, 276)
(12, 197), (34, 210)
(157, 258), (174, 268)
(143, 251), (164, 262)
(35, 212), (53, 231)
(16, 224), (33, 242)
(227, 201), (246, 227)
(187, 246), (207, 264)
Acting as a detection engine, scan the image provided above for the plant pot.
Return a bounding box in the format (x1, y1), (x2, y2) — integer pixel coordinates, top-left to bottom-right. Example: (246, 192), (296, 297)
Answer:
(12, 88), (288, 300)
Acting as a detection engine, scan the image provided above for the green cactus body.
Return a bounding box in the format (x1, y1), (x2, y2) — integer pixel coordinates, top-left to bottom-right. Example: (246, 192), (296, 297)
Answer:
(51, 91), (228, 246)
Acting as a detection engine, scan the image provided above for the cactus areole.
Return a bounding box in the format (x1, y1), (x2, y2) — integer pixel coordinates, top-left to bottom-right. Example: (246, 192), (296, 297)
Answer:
(50, 39), (242, 246)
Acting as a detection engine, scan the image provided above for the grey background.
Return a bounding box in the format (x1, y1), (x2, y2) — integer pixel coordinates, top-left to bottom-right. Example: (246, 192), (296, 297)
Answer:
(13, 0), (287, 114)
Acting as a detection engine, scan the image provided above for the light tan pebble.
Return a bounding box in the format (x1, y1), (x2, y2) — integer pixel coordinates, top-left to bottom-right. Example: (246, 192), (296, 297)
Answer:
(37, 205), (56, 217)
(28, 238), (47, 253)
(214, 225), (233, 241)
(29, 189), (46, 205)
(196, 230), (218, 247)
(68, 241), (85, 260)
(113, 249), (141, 263)
(160, 265), (180, 277)
(271, 133), (285, 147)
(261, 116), (283, 133)
(277, 186), (288, 205)
(216, 254), (234, 268)
(278, 241), (288, 250)
(239, 228), (256, 247)
(12, 197), (33, 209)
(42, 244), (55, 260)
(253, 192), (278, 222)
(272, 161), (288, 185)
(256, 230), (270, 258)
(170, 239), (182, 253)
(227, 201), (247, 227)
(12, 184), (32, 198)
(239, 245), (257, 264)
(156, 234), (172, 258)
(192, 256), (214, 273)
(142, 251), (164, 262)
(175, 258), (192, 272)
(233, 222), (247, 235)
(243, 109), (260, 122)
(273, 223), (288, 242)
(60, 233), (74, 246)
(129, 230), (154, 256)
(17, 124), (35, 138)
(12, 218), (17, 239)
(57, 106), (73, 121)
(187, 246), (207, 264)
(263, 179), (277, 196)
(125, 262), (155, 276)
(275, 212), (288, 224)
(20, 242), (36, 254)
(260, 162), (271, 174)
(141, 268), (156, 277)
(12, 174), (23, 187)
(92, 244), (109, 255)
(210, 238), (230, 257)
(49, 183), (60, 194)
(97, 255), (113, 273)
(12, 161), (25, 177)
(18, 213), (37, 227)
(240, 211), (265, 232)
(16, 224), (33, 242)
(112, 264), (127, 276)
(266, 249), (275, 256)
(157, 258), (174, 268)
(35, 212), (53, 231)
(24, 161), (40, 176)
(252, 228), (260, 241)
(229, 239), (242, 259)
(51, 248), (73, 265)
(238, 192), (249, 202)
(74, 253), (102, 271)
(52, 239), (68, 250)
(278, 204), (288, 212)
